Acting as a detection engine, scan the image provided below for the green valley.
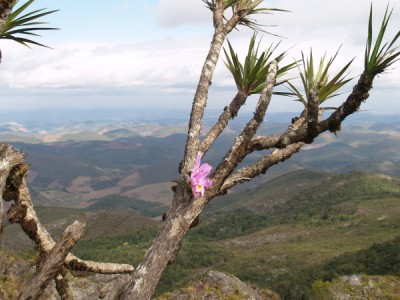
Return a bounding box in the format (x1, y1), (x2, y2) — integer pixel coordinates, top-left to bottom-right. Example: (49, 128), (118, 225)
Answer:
(3, 170), (399, 299)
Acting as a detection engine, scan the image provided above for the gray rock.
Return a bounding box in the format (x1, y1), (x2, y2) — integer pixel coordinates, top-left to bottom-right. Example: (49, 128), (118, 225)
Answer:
(157, 270), (280, 300)
(203, 271), (263, 299)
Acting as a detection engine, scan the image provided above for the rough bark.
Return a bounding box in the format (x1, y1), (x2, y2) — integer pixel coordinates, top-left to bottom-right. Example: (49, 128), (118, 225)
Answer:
(0, 0), (13, 64)
(200, 91), (248, 155)
(121, 191), (209, 299)
(0, 144), (24, 242)
(18, 220), (86, 300)
(122, 46), (380, 299)
(54, 268), (74, 300)
(319, 72), (373, 133)
(221, 142), (304, 191)
(245, 72), (375, 156)
(182, 0), (240, 178)
(0, 0), (13, 33)
(119, 9), (247, 297)
(306, 88), (319, 143)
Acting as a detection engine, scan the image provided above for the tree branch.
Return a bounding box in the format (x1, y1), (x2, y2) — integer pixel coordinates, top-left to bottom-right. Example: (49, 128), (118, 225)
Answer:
(200, 91), (248, 154)
(248, 71), (375, 155)
(181, 3), (241, 180)
(249, 111), (307, 151)
(211, 60), (278, 189)
(18, 220), (86, 300)
(54, 267), (73, 300)
(181, 3), (226, 178)
(306, 88), (319, 142)
(319, 72), (373, 133)
(221, 142), (304, 191)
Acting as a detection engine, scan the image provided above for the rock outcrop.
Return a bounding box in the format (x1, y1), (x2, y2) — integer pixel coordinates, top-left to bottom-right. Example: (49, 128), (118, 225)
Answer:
(157, 270), (280, 300)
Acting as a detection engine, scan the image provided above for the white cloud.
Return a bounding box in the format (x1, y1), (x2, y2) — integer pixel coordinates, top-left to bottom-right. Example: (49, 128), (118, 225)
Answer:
(152, 0), (211, 27)
(0, 0), (399, 113)
(0, 38), (210, 90)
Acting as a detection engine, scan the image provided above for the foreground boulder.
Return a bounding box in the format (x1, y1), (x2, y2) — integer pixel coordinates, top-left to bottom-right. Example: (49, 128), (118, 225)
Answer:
(157, 270), (280, 300)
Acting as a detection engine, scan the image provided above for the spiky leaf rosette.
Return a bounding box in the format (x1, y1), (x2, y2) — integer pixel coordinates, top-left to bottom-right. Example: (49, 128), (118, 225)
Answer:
(286, 49), (353, 106)
(365, 4), (400, 76)
(0, 0), (58, 48)
(224, 34), (296, 95)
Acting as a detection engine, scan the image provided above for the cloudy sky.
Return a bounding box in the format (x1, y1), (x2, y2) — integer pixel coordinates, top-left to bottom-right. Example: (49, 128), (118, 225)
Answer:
(0, 0), (399, 114)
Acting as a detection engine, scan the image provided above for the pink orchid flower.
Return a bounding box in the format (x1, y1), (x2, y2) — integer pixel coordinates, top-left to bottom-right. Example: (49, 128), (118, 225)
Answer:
(190, 152), (212, 197)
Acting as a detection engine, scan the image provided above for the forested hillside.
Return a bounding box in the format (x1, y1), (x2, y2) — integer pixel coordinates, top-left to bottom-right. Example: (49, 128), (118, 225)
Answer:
(3, 170), (399, 298)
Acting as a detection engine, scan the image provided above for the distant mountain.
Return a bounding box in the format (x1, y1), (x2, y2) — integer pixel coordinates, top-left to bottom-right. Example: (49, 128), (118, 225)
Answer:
(0, 112), (398, 212)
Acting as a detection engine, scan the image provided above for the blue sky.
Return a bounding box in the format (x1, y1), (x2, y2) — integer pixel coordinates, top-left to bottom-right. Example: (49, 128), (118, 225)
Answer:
(0, 0), (399, 115)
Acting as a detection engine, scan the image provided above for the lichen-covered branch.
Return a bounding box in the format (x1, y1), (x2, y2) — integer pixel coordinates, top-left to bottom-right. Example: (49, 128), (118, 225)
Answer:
(306, 88), (319, 142)
(247, 72), (375, 155)
(221, 142), (304, 191)
(319, 72), (373, 133)
(18, 220), (86, 300)
(200, 91), (248, 154)
(121, 190), (211, 300)
(182, 2), (241, 179)
(211, 61), (277, 189)
(249, 112), (307, 151)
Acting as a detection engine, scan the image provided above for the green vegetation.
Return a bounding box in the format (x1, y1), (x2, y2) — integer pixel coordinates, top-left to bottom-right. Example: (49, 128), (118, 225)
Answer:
(169, 171), (400, 298)
(271, 172), (400, 224)
(4, 170), (400, 298)
(86, 195), (167, 218)
(73, 229), (158, 266)
(190, 209), (269, 241)
(310, 275), (400, 299)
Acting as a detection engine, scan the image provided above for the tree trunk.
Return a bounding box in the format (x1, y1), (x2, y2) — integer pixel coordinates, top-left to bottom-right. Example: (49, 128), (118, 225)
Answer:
(121, 189), (207, 299)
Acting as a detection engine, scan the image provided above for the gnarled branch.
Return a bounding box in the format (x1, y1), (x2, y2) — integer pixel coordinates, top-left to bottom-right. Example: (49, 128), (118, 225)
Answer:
(0, 144), (24, 241)
(18, 220), (86, 300)
(2, 148), (134, 274)
(221, 142), (304, 191)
